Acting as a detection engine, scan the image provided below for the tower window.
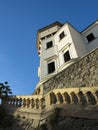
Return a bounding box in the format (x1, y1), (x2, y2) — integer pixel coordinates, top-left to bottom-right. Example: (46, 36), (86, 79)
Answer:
(86, 33), (95, 42)
(41, 37), (45, 41)
(59, 31), (65, 40)
(63, 51), (71, 62)
(46, 41), (53, 49)
(48, 62), (55, 74)
(46, 34), (51, 38)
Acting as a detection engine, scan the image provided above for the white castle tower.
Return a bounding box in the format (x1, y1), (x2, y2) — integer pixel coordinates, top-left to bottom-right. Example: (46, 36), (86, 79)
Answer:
(36, 20), (98, 89)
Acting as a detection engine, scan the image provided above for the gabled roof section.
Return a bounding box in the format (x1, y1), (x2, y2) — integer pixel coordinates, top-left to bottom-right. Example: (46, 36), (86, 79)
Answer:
(38, 21), (63, 33)
(81, 20), (98, 34)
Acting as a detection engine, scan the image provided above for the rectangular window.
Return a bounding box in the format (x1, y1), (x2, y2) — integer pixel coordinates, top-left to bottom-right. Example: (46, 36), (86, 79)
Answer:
(46, 34), (51, 38)
(41, 37), (45, 41)
(46, 41), (53, 49)
(59, 31), (65, 40)
(63, 51), (71, 62)
(48, 62), (55, 74)
(86, 33), (95, 42)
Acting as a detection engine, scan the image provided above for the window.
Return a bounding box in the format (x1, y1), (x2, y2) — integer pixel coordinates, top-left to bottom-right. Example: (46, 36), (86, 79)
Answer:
(63, 51), (71, 62)
(86, 33), (95, 42)
(59, 31), (65, 40)
(48, 62), (55, 74)
(46, 41), (53, 49)
(41, 37), (45, 41)
(46, 34), (51, 38)
(53, 32), (56, 35)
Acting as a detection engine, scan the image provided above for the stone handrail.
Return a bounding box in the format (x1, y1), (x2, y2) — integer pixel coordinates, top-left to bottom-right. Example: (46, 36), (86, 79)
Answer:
(2, 86), (98, 110)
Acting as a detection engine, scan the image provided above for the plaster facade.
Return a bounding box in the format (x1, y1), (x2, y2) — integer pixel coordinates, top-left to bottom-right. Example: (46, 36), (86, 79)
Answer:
(36, 20), (98, 82)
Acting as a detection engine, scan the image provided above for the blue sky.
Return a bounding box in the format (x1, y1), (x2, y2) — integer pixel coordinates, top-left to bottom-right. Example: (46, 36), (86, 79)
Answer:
(0, 0), (98, 95)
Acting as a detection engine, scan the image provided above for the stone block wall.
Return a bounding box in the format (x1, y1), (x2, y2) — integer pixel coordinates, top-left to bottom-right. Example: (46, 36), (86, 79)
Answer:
(43, 47), (98, 94)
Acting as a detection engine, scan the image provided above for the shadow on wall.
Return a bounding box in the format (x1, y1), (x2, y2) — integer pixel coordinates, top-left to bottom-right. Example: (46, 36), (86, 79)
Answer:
(0, 103), (36, 130)
(0, 96), (33, 130)
(0, 95), (46, 130)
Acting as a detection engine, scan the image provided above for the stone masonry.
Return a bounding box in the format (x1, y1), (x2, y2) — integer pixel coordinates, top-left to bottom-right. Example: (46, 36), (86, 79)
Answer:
(1, 47), (98, 130)
(43, 47), (98, 94)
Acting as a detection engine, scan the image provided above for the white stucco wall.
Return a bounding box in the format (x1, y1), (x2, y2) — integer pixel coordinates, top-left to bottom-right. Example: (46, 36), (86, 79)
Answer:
(68, 24), (88, 57)
(39, 23), (88, 80)
(41, 37), (57, 60)
(38, 21), (98, 81)
(54, 23), (83, 67)
(39, 25), (60, 38)
(81, 24), (98, 52)
(38, 26), (60, 80)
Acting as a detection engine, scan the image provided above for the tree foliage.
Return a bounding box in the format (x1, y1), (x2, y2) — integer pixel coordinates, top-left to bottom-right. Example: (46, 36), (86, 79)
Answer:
(0, 82), (13, 128)
(0, 81), (12, 98)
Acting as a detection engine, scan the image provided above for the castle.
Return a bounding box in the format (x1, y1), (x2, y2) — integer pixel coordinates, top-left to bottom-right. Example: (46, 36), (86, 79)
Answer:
(2, 20), (98, 129)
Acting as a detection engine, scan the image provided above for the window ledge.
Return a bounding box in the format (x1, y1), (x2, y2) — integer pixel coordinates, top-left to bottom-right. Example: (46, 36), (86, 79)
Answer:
(87, 37), (97, 44)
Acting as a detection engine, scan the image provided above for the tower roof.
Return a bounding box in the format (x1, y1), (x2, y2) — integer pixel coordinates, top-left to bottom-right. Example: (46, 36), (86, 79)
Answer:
(38, 21), (63, 33)
(81, 20), (98, 33)
(36, 21), (63, 50)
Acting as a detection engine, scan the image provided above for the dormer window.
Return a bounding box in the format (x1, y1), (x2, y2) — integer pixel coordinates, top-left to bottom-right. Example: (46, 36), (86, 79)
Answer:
(46, 41), (53, 49)
(86, 33), (95, 42)
(59, 31), (65, 40)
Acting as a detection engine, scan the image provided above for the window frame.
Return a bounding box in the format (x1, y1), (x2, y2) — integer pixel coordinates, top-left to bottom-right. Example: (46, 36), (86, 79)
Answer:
(86, 33), (95, 43)
(63, 50), (71, 63)
(59, 31), (65, 40)
(47, 61), (55, 74)
(46, 41), (53, 49)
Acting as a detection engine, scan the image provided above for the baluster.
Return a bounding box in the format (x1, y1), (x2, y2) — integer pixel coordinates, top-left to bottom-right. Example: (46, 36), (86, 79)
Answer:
(62, 93), (67, 104)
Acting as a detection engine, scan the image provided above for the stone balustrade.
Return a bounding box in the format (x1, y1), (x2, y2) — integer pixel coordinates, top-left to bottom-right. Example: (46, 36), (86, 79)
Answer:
(2, 86), (98, 111)
(3, 94), (45, 110)
(48, 87), (98, 106)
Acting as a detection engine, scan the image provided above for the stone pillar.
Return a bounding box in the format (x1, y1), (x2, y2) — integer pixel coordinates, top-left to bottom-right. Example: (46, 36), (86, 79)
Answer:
(84, 93), (89, 105)
(40, 98), (45, 109)
(76, 93), (81, 104)
(45, 93), (51, 108)
(93, 93), (98, 104)
(22, 98), (26, 108)
(30, 99), (35, 109)
(95, 91), (98, 104)
(26, 98), (30, 108)
(56, 94), (60, 104)
(69, 93), (73, 104)
(62, 94), (67, 104)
